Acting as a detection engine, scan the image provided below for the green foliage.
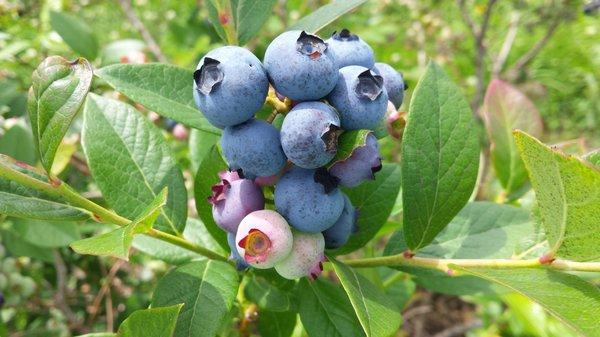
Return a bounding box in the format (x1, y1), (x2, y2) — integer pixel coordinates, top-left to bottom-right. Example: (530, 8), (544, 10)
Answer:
(95, 64), (220, 134)
(49, 11), (99, 60)
(515, 131), (600, 261)
(151, 260), (239, 337)
(457, 267), (600, 337)
(116, 304), (183, 337)
(289, 0), (369, 33)
(0, 121), (36, 164)
(401, 61), (480, 251)
(28, 56), (92, 172)
(11, 219), (80, 248)
(257, 310), (297, 337)
(327, 130), (370, 168)
(82, 94), (187, 235)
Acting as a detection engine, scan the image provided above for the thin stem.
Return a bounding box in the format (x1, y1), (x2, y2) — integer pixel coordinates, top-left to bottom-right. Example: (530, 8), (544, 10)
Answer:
(345, 253), (600, 273)
(0, 156), (230, 264)
(118, 0), (167, 62)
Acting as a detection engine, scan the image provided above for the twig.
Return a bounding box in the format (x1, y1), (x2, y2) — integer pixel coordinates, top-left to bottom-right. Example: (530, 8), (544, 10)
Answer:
(54, 251), (88, 334)
(432, 319), (483, 337)
(86, 259), (126, 327)
(492, 13), (520, 76)
(118, 0), (167, 63)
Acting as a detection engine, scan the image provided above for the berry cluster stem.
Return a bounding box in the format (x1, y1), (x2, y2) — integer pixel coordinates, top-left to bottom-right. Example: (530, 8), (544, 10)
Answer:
(0, 156), (231, 263)
(344, 252), (600, 273)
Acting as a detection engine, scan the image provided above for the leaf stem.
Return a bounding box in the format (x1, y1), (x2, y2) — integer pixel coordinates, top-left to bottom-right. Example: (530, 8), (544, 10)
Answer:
(344, 254), (600, 273)
(0, 156), (231, 263)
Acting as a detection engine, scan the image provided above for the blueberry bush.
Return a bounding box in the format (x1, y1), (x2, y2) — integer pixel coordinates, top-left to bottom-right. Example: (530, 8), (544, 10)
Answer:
(1, 1), (599, 336)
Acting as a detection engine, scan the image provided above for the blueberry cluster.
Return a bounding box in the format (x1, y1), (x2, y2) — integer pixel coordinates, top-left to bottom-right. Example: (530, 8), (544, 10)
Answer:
(194, 29), (406, 280)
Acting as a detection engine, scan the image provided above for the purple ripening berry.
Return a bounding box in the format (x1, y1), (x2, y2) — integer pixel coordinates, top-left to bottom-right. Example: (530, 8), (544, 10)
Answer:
(329, 133), (382, 187)
(209, 170), (265, 233)
(235, 210), (293, 269)
(274, 230), (326, 280)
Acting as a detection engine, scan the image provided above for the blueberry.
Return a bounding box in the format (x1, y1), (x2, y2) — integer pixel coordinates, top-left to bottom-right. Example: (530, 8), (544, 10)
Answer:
(0, 291), (4, 308)
(325, 29), (374, 69)
(373, 62), (405, 108)
(227, 232), (250, 270)
(323, 194), (358, 249)
(209, 170), (265, 233)
(274, 167), (344, 233)
(281, 102), (341, 169)
(274, 230), (326, 280)
(164, 118), (178, 131)
(264, 31), (338, 101)
(193, 46), (269, 128)
(327, 66), (388, 130)
(235, 210), (293, 269)
(329, 133), (382, 187)
(221, 119), (287, 179)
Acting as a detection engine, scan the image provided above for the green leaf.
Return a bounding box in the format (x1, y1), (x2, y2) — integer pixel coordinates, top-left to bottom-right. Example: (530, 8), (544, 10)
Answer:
(193, 145), (229, 249)
(327, 130), (370, 168)
(49, 11), (99, 60)
(330, 164), (401, 255)
(82, 94), (187, 234)
(0, 228), (55, 263)
(133, 218), (226, 265)
(117, 304), (183, 337)
(384, 202), (540, 296)
(482, 79), (543, 195)
(70, 189), (167, 260)
(12, 219), (80, 248)
(401, 61), (480, 251)
(456, 267), (600, 337)
(0, 120), (36, 165)
(244, 274), (295, 312)
(236, 0), (277, 45)
(584, 149), (600, 167)
(189, 129), (220, 173)
(257, 310), (297, 337)
(28, 56), (92, 172)
(289, 0), (369, 33)
(515, 131), (600, 261)
(206, 0), (237, 44)
(95, 64), (220, 134)
(152, 260), (239, 337)
(0, 190), (90, 221)
(297, 278), (365, 337)
(76, 334), (116, 337)
(330, 260), (401, 337)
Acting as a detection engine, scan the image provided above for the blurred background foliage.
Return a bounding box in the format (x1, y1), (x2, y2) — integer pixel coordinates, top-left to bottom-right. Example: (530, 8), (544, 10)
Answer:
(0, 0), (598, 336)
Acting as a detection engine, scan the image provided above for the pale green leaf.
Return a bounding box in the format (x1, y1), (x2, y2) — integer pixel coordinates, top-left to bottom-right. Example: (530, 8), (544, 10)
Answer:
(49, 11), (99, 59)
(152, 260), (239, 337)
(401, 61), (480, 251)
(12, 219), (80, 248)
(515, 130), (600, 261)
(331, 260), (401, 337)
(189, 129), (220, 173)
(0, 191), (90, 221)
(82, 94), (187, 234)
(0, 120), (36, 165)
(28, 56), (92, 172)
(117, 304), (183, 337)
(289, 0), (369, 33)
(457, 267), (600, 337)
(236, 0), (277, 45)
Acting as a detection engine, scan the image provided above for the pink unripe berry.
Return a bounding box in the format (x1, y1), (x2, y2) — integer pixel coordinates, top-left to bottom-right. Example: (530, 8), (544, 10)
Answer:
(274, 230), (325, 280)
(236, 210), (293, 269)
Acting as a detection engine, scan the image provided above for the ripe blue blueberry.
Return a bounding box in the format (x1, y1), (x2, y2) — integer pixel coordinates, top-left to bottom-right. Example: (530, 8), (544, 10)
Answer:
(228, 232), (250, 270)
(274, 230), (325, 280)
(264, 30), (338, 101)
(209, 170), (264, 233)
(280, 102), (341, 169)
(274, 167), (344, 233)
(221, 119), (287, 179)
(327, 65), (388, 130)
(193, 46), (269, 128)
(235, 210), (293, 269)
(373, 62), (406, 108)
(322, 194), (358, 249)
(325, 29), (374, 69)
(329, 133), (382, 187)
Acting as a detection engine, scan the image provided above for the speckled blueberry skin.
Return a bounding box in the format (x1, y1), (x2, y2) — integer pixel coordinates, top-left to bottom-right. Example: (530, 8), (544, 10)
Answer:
(325, 29), (374, 69)
(275, 230), (325, 280)
(330, 133), (382, 187)
(327, 65), (388, 130)
(274, 167), (344, 233)
(193, 46), (269, 128)
(263, 30), (338, 101)
(236, 210), (293, 269)
(228, 232), (250, 270)
(373, 62), (405, 108)
(221, 119), (287, 179)
(209, 171), (264, 233)
(281, 102), (341, 169)
(323, 194), (357, 249)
